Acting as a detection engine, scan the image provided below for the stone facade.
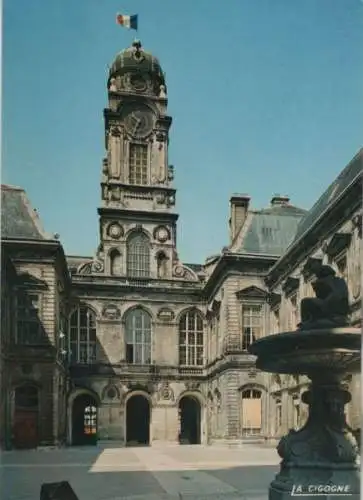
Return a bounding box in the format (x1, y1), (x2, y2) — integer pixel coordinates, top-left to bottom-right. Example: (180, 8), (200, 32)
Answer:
(0, 41), (361, 449)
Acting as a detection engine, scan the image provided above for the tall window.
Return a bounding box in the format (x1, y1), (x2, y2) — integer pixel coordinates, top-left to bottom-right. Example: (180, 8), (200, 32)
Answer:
(126, 232), (150, 277)
(16, 292), (42, 344)
(129, 144), (148, 185)
(69, 306), (97, 364)
(125, 308), (152, 364)
(242, 304), (262, 350)
(179, 310), (204, 366)
(241, 389), (262, 436)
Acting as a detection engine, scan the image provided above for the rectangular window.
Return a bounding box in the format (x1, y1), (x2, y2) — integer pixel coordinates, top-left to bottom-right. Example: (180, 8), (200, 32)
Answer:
(129, 144), (148, 185)
(16, 293), (43, 344)
(242, 304), (262, 350)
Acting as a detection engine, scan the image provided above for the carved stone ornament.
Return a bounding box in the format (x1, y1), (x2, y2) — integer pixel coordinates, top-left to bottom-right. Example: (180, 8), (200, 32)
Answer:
(173, 265), (185, 278)
(101, 383), (120, 401)
(277, 385), (358, 465)
(158, 382), (174, 401)
(102, 304), (121, 321)
(298, 264), (350, 330)
(154, 225), (170, 243)
(109, 77), (117, 92)
(185, 381), (200, 392)
(110, 126), (121, 137)
(155, 193), (166, 204)
(168, 165), (174, 181)
(107, 222), (124, 239)
(156, 131), (166, 143)
(91, 259), (104, 273)
(157, 307), (175, 322)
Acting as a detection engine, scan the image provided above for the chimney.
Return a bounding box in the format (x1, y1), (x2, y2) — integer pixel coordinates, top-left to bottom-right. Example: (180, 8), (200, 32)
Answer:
(270, 194), (290, 207)
(229, 194), (250, 243)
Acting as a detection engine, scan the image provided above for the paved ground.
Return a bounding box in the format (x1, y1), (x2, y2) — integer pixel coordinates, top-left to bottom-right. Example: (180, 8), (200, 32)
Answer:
(0, 443), (280, 499)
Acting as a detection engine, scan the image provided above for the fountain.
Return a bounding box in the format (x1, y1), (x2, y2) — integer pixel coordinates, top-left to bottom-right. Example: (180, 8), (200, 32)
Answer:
(249, 263), (361, 500)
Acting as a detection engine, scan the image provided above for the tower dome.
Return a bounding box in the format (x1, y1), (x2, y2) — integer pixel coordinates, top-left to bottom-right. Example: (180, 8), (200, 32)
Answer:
(108, 40), (166, 95)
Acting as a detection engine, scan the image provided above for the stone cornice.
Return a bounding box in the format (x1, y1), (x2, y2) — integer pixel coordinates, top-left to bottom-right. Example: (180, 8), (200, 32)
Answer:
(71, 279), (204, 303)
(68, 355), (258, 381)
(97, 207), (179, 223)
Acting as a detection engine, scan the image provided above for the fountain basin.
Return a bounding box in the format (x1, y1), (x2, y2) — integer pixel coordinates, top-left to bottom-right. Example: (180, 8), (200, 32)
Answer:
(248, 328), (361, 376)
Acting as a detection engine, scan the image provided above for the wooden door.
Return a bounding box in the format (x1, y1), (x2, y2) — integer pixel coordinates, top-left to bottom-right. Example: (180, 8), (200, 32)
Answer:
(13, 411), (38, 449)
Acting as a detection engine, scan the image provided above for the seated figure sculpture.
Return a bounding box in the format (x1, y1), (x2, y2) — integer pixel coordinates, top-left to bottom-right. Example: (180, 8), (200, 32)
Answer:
(298, 263), (350, 330)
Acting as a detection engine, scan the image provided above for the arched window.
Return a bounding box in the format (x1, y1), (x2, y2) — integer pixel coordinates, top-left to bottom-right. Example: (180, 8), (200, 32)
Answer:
(241, 388), (262, 436)
(125, 308), (152, 364)
(126, 232), (150, 278)
(110, 249), (122, 276)
(69, 306), (97, 364)
(179, 310), (204, 366)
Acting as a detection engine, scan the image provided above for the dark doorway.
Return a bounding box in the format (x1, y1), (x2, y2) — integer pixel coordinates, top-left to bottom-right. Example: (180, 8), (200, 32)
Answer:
(179, 396), (201, 445)
(72, 394), (97, 446)
(13, 385), (39, 449)
(126, 395), (150, 446)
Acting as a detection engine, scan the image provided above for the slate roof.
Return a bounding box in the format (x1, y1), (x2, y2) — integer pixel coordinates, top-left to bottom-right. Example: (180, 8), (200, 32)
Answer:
(236, 204), (307, 257)
(1, 185), (50, 240)
(292, 148), (363, 243)
(184, 262), (204, 273)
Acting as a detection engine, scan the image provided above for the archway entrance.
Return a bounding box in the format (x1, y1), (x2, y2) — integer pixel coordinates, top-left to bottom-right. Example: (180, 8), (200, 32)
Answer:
(126, 395), (150, 446)
(13, 385), (39, 449)
(72, 394), (98, 446)
(178, 396), (201, 445)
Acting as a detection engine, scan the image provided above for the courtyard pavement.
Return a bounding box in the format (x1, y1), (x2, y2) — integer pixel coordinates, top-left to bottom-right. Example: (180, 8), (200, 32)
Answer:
(0, 443), (280, 499)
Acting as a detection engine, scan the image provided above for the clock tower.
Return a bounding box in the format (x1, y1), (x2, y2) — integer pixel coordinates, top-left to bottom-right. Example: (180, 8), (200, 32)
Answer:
(98, 40), (179, 280)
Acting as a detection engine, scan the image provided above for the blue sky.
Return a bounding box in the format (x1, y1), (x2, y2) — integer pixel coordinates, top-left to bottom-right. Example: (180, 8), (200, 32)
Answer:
(3, 0), (363, 263)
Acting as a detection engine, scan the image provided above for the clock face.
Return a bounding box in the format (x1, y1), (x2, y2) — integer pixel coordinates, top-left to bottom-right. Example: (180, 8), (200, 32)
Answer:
(123, 105), (153, 138)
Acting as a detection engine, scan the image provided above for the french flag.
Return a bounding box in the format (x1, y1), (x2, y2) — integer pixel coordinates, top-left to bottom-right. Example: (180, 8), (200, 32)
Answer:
(116, 13), (138, 31)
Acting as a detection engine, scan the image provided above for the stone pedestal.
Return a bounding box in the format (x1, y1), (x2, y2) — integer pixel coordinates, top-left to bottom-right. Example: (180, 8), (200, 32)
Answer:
(269, 375), (360, 500)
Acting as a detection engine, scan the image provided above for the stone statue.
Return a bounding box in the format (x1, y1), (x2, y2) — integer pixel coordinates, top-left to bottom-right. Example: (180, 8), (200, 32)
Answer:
(298, 263), (349, 330)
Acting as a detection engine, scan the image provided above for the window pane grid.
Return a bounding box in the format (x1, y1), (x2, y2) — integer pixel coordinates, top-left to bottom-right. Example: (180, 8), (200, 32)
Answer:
(129, 144), (148, 185)
(69, 307), (97, 364)
(179, 311), (204, 366)
(16, 293), (42, 344)
(126, 233), (150, 277)
(242, 304), (262, 350)
(125, 309), (152, 365)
